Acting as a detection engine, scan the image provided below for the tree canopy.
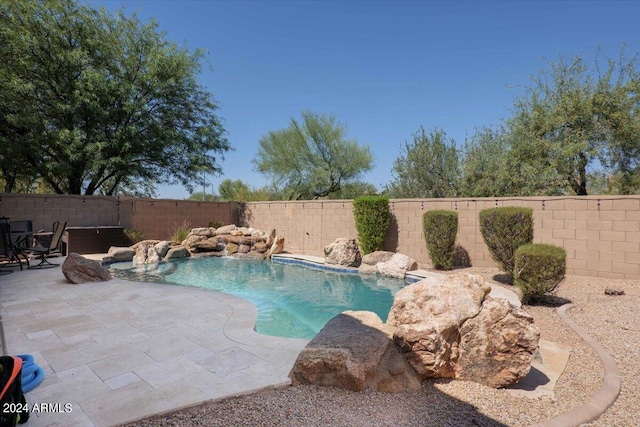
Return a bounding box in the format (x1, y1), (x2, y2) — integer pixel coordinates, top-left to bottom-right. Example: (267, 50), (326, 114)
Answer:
(253, 111), (373, 200)
(389, 51), (640, 198)
(508, 52), (640, 195)
(0, 0), (229, 196)
(386, 128), (460, 198)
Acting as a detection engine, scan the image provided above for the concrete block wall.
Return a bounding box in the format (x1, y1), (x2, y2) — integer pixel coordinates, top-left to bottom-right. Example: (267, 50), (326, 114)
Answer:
(0, 193), (123, 232)
(128, 198), (238, 241)
(243, 196), (640, 280)
(1, 193), (638, 279)
(239, 200), (357, 255)
(0, 194), (238, 242)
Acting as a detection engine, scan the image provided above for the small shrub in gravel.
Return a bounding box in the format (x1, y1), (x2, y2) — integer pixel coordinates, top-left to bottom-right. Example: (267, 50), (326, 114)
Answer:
(422, 210), (458, 270)
(514, 243), (566, 304)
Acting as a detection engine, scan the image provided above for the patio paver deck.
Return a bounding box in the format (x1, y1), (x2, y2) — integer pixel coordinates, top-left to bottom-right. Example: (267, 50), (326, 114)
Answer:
(0, 261), (308, 426)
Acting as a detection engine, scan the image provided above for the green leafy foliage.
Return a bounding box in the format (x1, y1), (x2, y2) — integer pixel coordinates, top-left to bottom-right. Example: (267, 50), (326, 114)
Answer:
(208, 221), (224, 229)
(479, 207), (533, 277)
(422, 210), (458, 270)
(123, 228), (145, 245)
(0, 0), (229, 196)
(352, 196), (390, 255)
(386, 128), (460, 198)
(508, 52), (640, 195)
(514, 244), (567, 304)
(253, 111), (373, 200)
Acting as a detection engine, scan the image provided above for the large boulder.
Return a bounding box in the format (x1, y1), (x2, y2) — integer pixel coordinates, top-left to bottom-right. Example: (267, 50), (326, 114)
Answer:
(154, 240), (172, 259)
(324, 238), (361, 267)
(214, 224), (237, 236)
(361, 251), (395, 265)
(62, 253), (112, 284)
(133, 241), (161, 265)
(359, 251), (395, 275)
(290, 311), (421, 392)
(107, 246), (135, 261)
(455, 297), (540, 388)
(189, 237), (225, 253)
(387, 273), (540, 388)
(181, 234), (206, 247)
(376, 253), (418, 279)
(164, 246), (190, 261)
(266, 236), (285, 257)
(189, 227), (215, 237)
(387, 274), (489, 378)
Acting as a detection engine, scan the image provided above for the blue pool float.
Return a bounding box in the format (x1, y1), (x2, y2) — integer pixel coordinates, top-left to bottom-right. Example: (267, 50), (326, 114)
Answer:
(17, 354), (45, 393)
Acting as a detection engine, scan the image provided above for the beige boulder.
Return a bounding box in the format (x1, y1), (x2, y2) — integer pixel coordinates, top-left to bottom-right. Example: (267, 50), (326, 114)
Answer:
(189, 227), (215, 237)
(154, 240), (172, 258)
(266, 236), (285, 257)
(133, 241), (161, 265)
(290, 311), (421, 392)
(376, 253), (417, 279)
(361, 251), (395, 265)
(214, 224), (236, 235)
(107, 246), (135, 261)
(62, 253), (112, 284)
(164, 246), (190, 261)
(324, 238), (361, 267)
(387, 273), (539, 388)
(387, 274), (490, 378)
(181, 234), (206, 247)
(455, 297), (540, 388)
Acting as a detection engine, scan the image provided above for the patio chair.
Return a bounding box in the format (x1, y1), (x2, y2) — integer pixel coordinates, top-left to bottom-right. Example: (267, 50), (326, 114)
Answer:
(0, 221), (30, 271)
(27, 221), (67, 269)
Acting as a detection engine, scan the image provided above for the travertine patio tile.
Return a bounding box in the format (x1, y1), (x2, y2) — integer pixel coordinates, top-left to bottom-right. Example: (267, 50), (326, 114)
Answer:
(29, 364), (110, 405)
(133, 335), (207, 362)
(21, 314), (98, 335)
(41, 340), (123, 372)
(1, 266), (308, 426)
(198, 346), (263, 377)
(26, 329), (55, 340)
(81, 380), (207, 427)
(88, 347), (155, 380)
(7, 332), (65, 355)
(196, 362), (290, 400)
(25, 403), (94, 427)
(89, 321), (150, 345)
(134, 355), (209, 389)
(105, 371), (142, 390)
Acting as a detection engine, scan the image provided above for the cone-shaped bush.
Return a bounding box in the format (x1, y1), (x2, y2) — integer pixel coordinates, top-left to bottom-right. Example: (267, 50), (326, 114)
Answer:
(514, 243), (566, 303)
(479, 206), (533, 276)
(422, 210), (458, 270)
(353, 196), (390, 255)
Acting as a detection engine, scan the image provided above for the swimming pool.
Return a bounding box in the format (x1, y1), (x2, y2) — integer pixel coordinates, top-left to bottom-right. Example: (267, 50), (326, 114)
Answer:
(110, 256), (412, 339)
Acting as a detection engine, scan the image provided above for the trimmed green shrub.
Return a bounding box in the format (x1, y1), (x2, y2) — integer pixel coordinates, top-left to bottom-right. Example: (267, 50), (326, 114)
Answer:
(514, 243), (566, 304)
(479, 206), (533, 276)
(209, 220), (224, 229)
(422, 210), (458, 270)
(353, 196), (391, 255)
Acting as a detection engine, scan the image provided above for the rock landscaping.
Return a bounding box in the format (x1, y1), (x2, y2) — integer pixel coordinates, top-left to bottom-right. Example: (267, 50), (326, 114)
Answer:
(120, 224), (284, 265)
(291, 273), (540, 390)
(62, 252), (112, 284)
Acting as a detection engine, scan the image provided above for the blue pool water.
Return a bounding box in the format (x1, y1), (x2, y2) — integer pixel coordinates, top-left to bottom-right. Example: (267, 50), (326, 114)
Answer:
(110, 257), (411, 339)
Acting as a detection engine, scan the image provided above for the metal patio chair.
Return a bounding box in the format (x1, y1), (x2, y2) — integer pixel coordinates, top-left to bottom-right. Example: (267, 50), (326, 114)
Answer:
(27, 221), (67, 269)
(0, 220), (30, 271)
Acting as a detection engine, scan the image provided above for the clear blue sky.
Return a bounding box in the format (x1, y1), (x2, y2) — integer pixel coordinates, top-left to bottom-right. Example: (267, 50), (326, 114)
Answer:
(89, 0), (639, 199)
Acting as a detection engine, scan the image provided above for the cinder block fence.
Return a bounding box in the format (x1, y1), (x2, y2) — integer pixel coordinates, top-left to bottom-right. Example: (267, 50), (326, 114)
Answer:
(1, 193), (638, 280)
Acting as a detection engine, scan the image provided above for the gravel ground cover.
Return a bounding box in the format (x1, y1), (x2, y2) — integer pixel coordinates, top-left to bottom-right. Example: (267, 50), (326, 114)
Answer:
(125, 270), (638, 427)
